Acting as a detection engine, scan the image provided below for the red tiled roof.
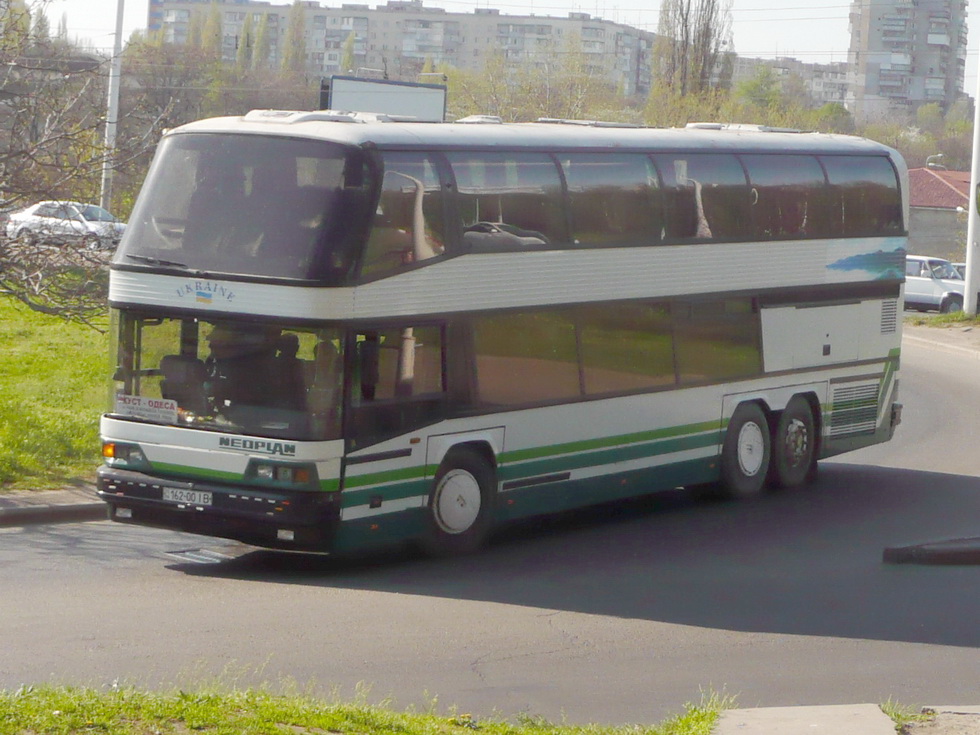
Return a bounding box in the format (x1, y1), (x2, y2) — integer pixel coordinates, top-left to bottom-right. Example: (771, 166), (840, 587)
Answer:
(908, 167), (970, 210)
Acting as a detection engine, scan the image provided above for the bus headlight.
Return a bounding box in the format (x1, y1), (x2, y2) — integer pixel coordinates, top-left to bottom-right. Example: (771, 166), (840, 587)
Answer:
(102, 442), (149, 469)
(249, 461), (315, 487)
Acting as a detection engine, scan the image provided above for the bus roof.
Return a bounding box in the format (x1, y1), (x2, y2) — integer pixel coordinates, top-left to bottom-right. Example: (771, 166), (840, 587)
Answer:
(167, 109), (897, 157)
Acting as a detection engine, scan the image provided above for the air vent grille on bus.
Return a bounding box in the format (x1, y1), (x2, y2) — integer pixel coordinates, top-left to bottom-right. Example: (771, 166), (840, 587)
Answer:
(829, 383), (879, 436)
(881, 299), (898, 334)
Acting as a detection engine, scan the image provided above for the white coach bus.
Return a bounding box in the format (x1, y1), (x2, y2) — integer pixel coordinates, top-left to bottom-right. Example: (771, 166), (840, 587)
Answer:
(97, 110), (906, 555)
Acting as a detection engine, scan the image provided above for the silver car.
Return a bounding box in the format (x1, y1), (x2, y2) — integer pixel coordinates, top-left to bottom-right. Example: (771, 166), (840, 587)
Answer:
(5, 200), (126, 248)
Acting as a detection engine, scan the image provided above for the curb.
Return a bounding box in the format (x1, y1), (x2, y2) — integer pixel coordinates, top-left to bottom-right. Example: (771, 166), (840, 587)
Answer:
(0, 502), (106, 528)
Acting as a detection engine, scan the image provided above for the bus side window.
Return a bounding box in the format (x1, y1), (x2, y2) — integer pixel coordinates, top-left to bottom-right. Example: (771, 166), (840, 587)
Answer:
(741, 154), (827, 240)
(561, 153), (663, 246)
(653, 154), (751, 242)
(449, 152), (567, 250)
(821, 155), (903, 237)
(350, 327), (446, 446)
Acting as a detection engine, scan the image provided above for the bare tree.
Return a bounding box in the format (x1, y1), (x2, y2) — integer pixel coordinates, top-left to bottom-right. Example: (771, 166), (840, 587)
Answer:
(654, 0), (732, 96)
(0, 2), (159, 329)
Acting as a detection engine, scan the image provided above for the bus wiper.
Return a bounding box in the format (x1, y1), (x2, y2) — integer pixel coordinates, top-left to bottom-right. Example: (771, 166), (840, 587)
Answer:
(125, 254), (189, 268)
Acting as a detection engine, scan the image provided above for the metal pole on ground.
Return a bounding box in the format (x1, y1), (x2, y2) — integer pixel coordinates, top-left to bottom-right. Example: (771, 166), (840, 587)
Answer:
(963, 55), (980, 315)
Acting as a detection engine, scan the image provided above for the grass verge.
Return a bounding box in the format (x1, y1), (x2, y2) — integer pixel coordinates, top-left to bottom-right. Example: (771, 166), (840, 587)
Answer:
(0, 686), (730, 735)
(0, 296), (107, 491)
(904, 311), (980, 328)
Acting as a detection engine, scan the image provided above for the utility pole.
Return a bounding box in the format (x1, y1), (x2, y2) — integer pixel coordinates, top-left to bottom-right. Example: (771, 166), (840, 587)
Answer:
(100, 0), (125, 212)
(964, 58), (980, 314)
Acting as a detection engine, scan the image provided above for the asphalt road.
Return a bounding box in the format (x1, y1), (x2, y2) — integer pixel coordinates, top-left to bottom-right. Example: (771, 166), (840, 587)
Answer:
(2, 337), (979, 725)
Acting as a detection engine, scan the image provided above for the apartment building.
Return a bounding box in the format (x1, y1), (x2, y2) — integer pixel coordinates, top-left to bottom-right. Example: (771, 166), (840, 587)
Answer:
(730, 56), (850, 106)
(146, 0), (655, 98)
(847, 0), (968, 122)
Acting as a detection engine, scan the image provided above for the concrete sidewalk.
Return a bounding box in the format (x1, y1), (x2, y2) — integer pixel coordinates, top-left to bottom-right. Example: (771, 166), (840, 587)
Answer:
(0, 482), (104, 527)
(714, 704), (896, 734)
(715, 704), (980, 734)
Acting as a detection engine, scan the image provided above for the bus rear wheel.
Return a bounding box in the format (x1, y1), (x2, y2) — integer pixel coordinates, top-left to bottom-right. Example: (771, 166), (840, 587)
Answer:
(719, 402), (771, 499)
(420, 446), (496, 557)
(770, 396), (816, 489)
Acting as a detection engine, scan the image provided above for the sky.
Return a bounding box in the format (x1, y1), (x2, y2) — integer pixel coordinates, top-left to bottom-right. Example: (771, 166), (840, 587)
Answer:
(41, 0), (980, 89)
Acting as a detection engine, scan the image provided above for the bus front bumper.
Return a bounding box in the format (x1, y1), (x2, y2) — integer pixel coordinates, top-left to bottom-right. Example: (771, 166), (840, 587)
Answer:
(97, 466), (341, 551)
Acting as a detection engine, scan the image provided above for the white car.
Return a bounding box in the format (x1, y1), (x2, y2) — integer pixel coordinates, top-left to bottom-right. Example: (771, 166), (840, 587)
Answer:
(905, 255), (965, 313)
(5, 200), (126, 248)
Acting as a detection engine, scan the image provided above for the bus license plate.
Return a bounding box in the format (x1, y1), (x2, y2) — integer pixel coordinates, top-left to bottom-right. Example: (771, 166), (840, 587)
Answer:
(162, 487), (212, 506)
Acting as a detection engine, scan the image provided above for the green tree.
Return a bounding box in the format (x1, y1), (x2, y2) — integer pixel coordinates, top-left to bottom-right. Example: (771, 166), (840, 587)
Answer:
(200, 3), (222, 60)
(251, 13), (271, 71)
(1, 0), (31, 53)
(735, 65), (780, 110)
(235, 12), (254, 71)
(915, 102), (944, 137)
(281, 1), (307, 75)
(340, 31), (356, 74)
(811, 102), (855, 134)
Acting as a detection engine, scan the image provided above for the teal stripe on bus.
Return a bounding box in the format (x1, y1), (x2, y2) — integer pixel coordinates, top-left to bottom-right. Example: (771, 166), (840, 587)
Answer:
(341, 478), (430, 509)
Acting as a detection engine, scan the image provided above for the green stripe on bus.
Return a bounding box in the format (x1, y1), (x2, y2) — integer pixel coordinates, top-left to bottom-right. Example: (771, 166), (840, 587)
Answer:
(341, 428), (721, 503)
(343, 463), (429, 489)
(340, 420), (722, 492)
(150, 462), (240, 482)
(499, 430), (721, 482)
(499, 420), (722, 464)
(150, 462), (340, 492)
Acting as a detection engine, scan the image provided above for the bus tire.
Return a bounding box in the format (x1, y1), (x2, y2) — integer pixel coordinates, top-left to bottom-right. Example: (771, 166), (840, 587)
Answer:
(420, 446), (496, 557)
(770, 396), (816, 489)
(720, 402), (771, 499)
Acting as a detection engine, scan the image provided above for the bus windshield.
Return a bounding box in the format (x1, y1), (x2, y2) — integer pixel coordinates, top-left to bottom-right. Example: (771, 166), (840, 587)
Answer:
(109, 311), (344, 441)
(116, 134), (374, 281)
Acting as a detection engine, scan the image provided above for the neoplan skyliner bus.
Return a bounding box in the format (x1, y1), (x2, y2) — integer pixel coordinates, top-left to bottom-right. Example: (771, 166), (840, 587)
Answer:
(98, 110), (906, 555)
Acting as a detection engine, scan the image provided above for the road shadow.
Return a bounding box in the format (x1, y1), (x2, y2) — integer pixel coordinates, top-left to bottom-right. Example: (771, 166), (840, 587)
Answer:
(170, 461), (980, 648)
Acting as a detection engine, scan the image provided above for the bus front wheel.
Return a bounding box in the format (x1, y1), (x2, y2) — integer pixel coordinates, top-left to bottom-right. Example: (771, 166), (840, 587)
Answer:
(770, 396), (817, 489)
(720, 402), (771, 498)
(420, 446), (496, 556)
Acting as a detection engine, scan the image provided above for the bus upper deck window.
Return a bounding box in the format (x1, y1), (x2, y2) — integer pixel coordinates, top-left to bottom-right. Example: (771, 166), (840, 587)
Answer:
(361, 153), (447, 279)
